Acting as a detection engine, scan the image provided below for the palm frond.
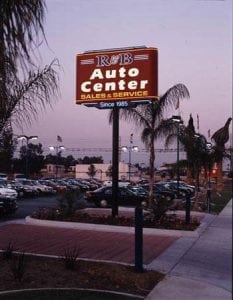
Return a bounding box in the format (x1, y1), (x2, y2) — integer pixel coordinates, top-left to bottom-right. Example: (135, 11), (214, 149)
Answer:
(1, 0), (46, 76)
(109, 106), (151, 129)
(165, 134), (177, 148)
(154, 118), (178, 140)
(211, 117), (232, 148)
(158, 83), (190, 118)
(141, 127), (153, 149)
(4, 59), (59, 131)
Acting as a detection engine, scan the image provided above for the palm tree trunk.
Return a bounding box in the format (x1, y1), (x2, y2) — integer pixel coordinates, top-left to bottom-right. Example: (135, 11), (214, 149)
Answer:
(148, 136), (155, 208)
(0, 20), (7, 134)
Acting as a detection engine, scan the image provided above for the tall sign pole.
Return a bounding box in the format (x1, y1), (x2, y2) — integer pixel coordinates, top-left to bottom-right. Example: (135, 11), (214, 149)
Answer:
(76, 46), (158, 217)
(112, 106), (119, 217)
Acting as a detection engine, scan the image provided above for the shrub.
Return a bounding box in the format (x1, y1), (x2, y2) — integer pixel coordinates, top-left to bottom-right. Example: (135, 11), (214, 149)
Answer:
(2, 241), (16, 260)
(57, 190), (81, 217)
(62, 246), (79, 270)
(145, 195), (174, 222)
(10, 252), (27, 282)
(31, 207), (62, 220)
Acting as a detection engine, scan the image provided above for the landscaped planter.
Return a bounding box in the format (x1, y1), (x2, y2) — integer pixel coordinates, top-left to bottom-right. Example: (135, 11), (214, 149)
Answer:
(26, 211), (215, 238)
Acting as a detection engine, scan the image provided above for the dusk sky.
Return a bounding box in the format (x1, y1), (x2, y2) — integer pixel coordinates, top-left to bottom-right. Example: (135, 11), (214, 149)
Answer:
(16, 0), (232, 167)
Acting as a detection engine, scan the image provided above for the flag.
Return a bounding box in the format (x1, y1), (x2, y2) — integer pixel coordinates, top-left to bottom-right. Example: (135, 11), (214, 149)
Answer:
(197, 114), (199, 131)
(57, 135), (62, 142)
(130, 133), (133, 144)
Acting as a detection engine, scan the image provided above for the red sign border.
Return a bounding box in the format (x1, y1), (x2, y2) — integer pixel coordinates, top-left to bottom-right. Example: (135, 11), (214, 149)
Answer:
(75, 47), (158, 105)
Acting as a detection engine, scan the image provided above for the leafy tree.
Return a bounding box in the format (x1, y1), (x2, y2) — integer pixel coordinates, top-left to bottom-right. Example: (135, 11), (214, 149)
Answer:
(87, 164), (96, 178)
(0, 126), (16, 173)
(106, 165), (113, 178)
(78, 156), (104, 164)
(20, 143), (44, 176)
(45, 154), (58, 165)
(63, 155), (77, 171)
(110, 84), (190, 207)
(0, 0), (59, 134)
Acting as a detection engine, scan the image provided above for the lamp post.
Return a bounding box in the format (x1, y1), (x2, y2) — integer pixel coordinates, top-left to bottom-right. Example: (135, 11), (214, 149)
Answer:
(121, 134), (138, 182)
(194, 133), (201, 192)
(206, 142), (213, 213)
(172, 116), (183, 198)
(17, 135), (38, 178)
(49, 145), (65, 179)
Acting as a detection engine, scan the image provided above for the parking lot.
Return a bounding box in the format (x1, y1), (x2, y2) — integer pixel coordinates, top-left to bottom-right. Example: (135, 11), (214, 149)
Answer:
(0, 177), (198, 222)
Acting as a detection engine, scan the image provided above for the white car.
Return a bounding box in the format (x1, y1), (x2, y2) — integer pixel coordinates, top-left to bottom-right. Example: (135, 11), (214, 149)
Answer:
(34, 181), (56, 194)
(103, 180), (130, 187)
(0, 187), (18, 199)
(0, 187), (18, 215)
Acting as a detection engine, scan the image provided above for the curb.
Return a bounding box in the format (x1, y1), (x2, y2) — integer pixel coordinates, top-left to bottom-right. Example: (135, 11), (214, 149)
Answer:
(25, 214), (210, 238)
(0, 288), (144, 299)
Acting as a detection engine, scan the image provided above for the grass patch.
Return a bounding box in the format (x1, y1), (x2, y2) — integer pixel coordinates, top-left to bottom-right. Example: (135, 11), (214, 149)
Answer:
(210, 190), (232, 214)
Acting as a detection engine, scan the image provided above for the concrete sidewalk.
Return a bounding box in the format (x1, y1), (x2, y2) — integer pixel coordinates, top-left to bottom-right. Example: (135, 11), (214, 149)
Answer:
(146, 199), (232, 300)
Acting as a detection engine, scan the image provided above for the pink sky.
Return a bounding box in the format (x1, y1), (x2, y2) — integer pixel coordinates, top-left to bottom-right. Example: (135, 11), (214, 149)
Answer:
(16, 0), (232, 167)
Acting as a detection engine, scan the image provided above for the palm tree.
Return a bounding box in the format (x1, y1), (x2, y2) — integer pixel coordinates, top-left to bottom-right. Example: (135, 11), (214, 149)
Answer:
(211, 118), (232, 152)
(110, 83), (190, 207)
(211, 117), (232, 184)
(164, 114), (208, 186)
(0, 0), (59, 134)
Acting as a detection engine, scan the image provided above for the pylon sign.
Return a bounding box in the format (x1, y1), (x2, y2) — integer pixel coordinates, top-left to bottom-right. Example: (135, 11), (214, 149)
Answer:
(76, 47), (158, 108)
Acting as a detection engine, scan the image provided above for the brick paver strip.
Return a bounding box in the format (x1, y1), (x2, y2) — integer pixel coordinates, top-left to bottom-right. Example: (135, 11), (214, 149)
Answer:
(0, 224), (178, 264)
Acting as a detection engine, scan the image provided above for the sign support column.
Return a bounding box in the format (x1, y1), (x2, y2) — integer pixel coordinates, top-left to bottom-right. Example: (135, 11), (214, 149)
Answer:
(112, 106), (119, 217)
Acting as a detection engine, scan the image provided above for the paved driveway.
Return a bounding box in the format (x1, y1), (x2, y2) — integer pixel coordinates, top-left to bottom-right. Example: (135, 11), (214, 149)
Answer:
(0, 223), (177, 264)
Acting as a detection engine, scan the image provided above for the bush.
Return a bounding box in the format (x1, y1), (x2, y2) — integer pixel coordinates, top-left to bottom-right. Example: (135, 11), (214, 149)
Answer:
(2, 241), (16, 260)
(62, 246), (79, 270)
(57, 190), (81, 217)
(145, 195), (174, 222)
(10, 253), (27, 282)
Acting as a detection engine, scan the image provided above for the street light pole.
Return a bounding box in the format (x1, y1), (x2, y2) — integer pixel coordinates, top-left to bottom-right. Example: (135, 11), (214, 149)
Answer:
(49, 145), (65, 179)
(206, 142), (212, 213)
(17, 135), (38, 178)
(177, 125), (180, 198)
(194, 134), (201, 192)
(172, 116), (183, 198)
(129, 133), (133, 182)
(122, 134), (138, 182)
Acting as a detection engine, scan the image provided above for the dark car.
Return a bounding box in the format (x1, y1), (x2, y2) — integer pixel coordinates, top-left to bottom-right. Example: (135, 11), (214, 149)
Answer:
(85, 186), (147, 208)
(141, 184), (175, 201)
(160, 182), (192, 198)
(7, 181), (34, 198)
(0, 198), (18, 215)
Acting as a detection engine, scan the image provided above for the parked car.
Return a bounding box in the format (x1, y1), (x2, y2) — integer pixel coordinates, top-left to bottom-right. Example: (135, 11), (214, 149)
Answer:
(136, 179), (149, 186)
(85, 186), (147, 208)
(102, 180), (131, 187)
(34, 181), (56, 195)
(141, 184), (175, 201)
(0, 173), (8, 180)
(159, 182), (191, 198)
(14, 173), (27, 181)
(7, 180), (35, 198)
(16, 179), (39, 196)
(39, 179), (67, 193)
(0, 186), (18, 215)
